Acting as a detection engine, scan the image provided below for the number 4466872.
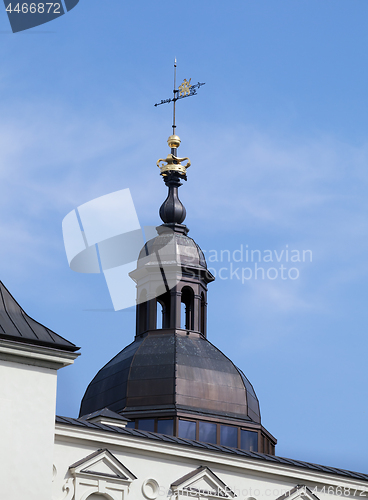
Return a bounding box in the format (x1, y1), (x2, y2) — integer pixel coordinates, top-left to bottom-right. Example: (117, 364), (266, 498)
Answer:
(6, 3), (61, 14)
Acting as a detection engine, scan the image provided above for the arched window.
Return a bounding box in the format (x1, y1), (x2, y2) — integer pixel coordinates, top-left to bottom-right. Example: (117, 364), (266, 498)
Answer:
(181, 287), (194, 330)
(138, 289), (147, 334)
(87, 495), (112, 500)
(200, 292), (206, 335)
(156, 300), (163, 329)
(180, 302), (186, 329)
(157, 291), (171, 329)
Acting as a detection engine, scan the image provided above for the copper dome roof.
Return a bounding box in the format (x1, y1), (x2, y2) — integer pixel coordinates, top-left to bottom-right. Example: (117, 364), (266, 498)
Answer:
(79, 331), (260, 424)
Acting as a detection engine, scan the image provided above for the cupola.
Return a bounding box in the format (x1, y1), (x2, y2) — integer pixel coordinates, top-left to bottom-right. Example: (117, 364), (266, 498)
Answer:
(80, 68), (276, 453)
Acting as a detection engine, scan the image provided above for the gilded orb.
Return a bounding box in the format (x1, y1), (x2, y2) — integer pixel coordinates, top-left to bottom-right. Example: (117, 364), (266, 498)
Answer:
(167, 135), (181, 149)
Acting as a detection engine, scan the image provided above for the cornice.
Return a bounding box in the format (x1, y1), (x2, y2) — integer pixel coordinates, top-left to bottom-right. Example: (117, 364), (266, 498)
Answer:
(0, 338), (80, 369)
(54, 423), (368, 491)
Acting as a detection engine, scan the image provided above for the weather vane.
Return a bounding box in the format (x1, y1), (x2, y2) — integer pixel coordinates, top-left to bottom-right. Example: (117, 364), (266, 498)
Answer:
(155, 60), (205, 181)
(154, 59), (205, 136)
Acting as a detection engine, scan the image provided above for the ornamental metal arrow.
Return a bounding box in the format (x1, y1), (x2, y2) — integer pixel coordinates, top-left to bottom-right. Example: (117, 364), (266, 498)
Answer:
(154, 59), (205, 135)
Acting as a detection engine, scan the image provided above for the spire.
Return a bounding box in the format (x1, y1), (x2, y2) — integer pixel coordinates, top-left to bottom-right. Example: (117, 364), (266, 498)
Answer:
(154, 60), (205, 231)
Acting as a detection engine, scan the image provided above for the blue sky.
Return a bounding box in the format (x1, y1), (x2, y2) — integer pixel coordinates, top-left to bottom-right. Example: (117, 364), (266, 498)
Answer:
(0, 0), (367, 473)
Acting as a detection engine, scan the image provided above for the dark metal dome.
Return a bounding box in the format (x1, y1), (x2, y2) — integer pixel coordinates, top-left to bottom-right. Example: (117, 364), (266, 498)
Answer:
(79, 332), (260, 424)
(138, 230), (207, 270)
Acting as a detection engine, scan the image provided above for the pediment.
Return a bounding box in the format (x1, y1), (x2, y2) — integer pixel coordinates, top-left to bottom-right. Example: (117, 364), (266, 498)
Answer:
(276, 485), (321, 500)
(171, 466), (236, 498)
(69, 448), (136, 482)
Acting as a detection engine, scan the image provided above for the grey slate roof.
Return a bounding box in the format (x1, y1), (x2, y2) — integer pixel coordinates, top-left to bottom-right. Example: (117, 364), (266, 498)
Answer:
(56, 415), (368, 482)
(0, 281), (79, 352)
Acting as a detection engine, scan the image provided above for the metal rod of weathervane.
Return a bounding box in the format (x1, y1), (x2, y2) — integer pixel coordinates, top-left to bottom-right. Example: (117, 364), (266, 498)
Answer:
(173, 58), (177, 135)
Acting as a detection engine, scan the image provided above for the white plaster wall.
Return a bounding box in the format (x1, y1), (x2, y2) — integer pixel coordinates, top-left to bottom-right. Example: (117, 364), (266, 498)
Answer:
(0, 359), (57, 500)
(53, 432), (367, 500)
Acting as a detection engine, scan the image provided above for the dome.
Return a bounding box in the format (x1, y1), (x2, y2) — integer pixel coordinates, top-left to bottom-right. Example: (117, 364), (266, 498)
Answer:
(137, 230), (207, 271)
(79, 332), (260, 424)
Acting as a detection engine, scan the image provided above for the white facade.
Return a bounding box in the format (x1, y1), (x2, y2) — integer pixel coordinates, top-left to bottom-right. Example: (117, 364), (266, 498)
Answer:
(0, 338), (78, 500)
(1, 297), (367, 500)
(0, 298), (367, 500)
(52, 419), (368, 500)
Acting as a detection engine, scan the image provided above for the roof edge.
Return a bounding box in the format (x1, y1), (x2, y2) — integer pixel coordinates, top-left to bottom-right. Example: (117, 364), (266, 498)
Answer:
(55, 416), (368, 483)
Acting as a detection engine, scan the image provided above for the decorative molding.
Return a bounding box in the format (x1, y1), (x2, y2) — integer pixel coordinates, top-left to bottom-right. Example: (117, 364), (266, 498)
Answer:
(171, 466), (236, 499)
(63, 478), (75, 500)
(69, 449), (136, 500)
(52, 477), (75, 500)
(142, 478), (160, 499)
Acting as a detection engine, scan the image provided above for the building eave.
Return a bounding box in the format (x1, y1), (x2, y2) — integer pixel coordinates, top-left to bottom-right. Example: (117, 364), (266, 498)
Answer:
(55, 417), (368, 488)
(0, 338), (80, 369)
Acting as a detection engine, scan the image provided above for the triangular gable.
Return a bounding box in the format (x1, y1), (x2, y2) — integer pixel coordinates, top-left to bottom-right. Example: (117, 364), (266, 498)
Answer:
(171, 466), (236, 498)
(276, 485), (321, 500)
(69, 448), (136, 482)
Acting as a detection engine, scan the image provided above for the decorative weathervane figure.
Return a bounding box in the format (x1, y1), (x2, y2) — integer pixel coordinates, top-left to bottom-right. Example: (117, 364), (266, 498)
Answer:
(178, 78), (192, 97)
(154, 59), (205, 181)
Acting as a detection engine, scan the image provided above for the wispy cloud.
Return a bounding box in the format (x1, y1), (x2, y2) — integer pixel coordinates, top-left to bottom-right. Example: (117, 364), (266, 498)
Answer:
(0, 100), (367, 319)
(184, 125), (368, 230)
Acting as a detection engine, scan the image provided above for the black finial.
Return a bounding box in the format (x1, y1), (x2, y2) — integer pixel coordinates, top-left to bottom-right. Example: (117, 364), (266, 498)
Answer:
(157, 135), (190, 234)
(159, 172), (186, 225)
